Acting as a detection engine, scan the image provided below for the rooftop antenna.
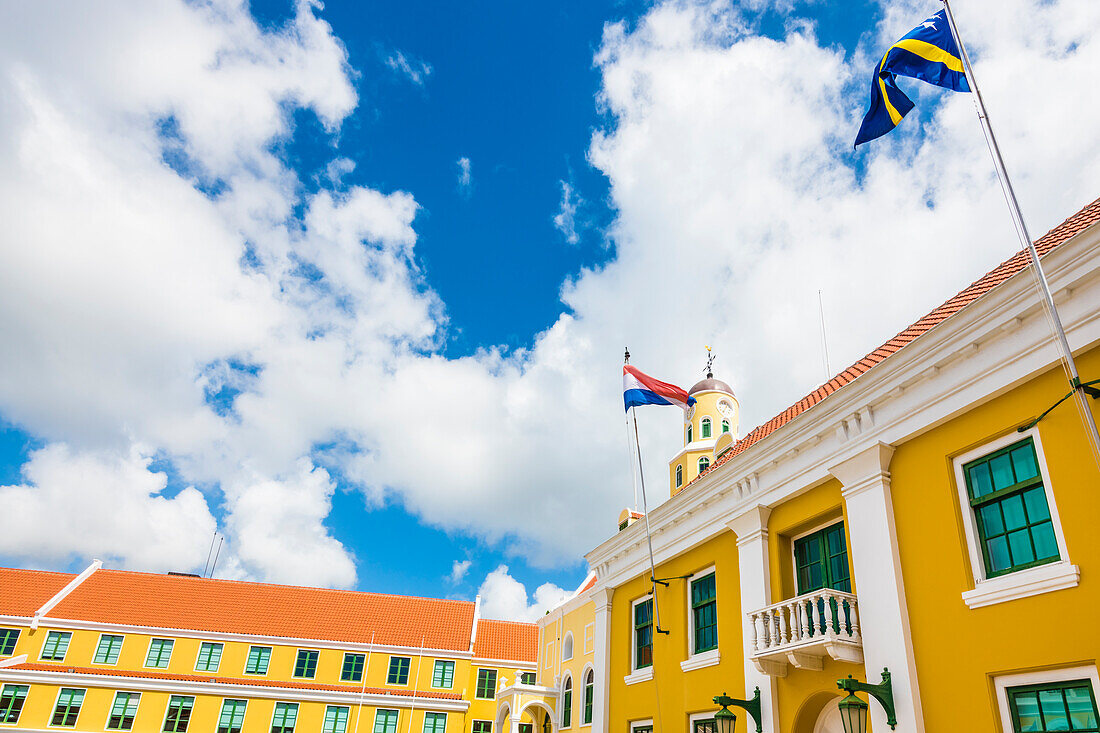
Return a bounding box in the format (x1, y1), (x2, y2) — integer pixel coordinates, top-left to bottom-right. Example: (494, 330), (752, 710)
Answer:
(202, 530), (217, 578)
(704, 345), (715, 379)
(818, 290), (832, 381)
(208, 535), (224, 579)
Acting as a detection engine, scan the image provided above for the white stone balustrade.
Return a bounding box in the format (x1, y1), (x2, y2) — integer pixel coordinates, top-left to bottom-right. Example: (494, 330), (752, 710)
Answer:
(747, 589), (863, 677)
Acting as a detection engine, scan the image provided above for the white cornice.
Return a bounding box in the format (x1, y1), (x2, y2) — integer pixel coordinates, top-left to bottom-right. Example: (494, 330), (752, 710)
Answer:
(587, 219), (1100, 588)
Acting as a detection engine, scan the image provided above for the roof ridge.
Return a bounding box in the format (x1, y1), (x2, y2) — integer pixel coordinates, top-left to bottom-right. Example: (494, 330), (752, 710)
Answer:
(478, 618), (538, 628)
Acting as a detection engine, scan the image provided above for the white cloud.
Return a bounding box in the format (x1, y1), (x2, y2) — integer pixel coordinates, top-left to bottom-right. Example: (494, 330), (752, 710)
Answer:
(553, 180), (583, 245)
(0, 0), (1098, 587)
(476, 565), (571, 622)
(386, 50), (432, 86)
(457, 156), (472, 195)
(449, 559), (472, 584)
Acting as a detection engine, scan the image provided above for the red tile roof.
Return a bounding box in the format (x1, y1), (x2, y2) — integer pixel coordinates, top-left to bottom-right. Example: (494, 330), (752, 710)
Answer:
(0, 568), (76, 617)
(7, 662), (461, 698)
(698, 195), (1100, 479)
(472, 619), (538, 662)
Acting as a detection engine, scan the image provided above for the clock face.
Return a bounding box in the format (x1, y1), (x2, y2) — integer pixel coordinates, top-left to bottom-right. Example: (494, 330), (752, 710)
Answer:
(717, 400), (734, 418)
(686, 404), (696, 421)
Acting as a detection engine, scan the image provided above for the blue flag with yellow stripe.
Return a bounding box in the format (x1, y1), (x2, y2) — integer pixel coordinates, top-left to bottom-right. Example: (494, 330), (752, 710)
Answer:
(855, 10), (970, 147)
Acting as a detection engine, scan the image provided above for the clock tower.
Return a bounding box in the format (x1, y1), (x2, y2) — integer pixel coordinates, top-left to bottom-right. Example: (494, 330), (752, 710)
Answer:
(668, 364), (739, 497)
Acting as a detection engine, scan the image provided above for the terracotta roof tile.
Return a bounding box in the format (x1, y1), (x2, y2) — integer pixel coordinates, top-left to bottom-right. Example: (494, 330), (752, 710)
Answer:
(471, 619), (538, 663)
(694, 195), (1100, 481)
(28, 568), (476, 651)
(0, 568), (77, 617)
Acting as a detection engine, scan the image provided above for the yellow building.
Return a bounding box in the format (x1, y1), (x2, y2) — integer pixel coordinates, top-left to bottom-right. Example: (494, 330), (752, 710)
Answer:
(0, 566), (537, 733)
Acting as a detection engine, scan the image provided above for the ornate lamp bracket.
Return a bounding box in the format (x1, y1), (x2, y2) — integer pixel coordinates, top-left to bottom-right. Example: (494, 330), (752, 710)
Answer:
(837, 668), (897, 730)
(712, 688), (762, 733)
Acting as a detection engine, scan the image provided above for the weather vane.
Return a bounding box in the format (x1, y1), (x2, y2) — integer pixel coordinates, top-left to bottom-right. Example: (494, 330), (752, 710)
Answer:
(704, 345), (715, 378)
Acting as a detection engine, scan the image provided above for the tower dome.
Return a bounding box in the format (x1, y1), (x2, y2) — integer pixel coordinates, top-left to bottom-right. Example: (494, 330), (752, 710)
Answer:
(688, 377), (735, 396)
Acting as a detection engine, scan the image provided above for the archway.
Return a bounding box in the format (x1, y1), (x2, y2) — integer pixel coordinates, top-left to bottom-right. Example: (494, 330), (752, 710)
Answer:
(519, 700), (557, 733)
(791, 692), (843, 733)
(496, 702), (512, 733)
(812, 700), (844, 733)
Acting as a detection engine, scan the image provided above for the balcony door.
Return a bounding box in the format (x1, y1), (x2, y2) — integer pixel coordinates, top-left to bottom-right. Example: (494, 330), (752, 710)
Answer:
(794, 522), (851, 594)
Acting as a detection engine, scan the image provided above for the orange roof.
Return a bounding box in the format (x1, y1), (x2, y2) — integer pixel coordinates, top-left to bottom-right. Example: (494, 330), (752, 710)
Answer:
(2, 567), (477, 651)
(698, 194), (1100, 480)
(0, 568), (76, 617)
(472, 619), (538, 662)
(7, 662), (461, 698)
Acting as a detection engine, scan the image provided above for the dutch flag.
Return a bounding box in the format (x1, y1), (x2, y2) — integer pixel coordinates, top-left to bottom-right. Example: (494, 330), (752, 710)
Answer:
(623, 365), (696, 412)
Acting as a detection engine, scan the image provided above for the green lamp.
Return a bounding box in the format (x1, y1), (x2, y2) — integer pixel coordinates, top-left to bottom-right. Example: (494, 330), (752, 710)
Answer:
(836, 668), (897, 732)
(712, 688), (762, 733)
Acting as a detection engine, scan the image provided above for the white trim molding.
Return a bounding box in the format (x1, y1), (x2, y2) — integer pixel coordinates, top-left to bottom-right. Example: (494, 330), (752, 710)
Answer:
(962, 561), (1080, 609)
(682, 565), (718, 671)
(31, 560), (100, 631)
(622, 668), (652, 686)
(680, 649), (720, 673)
(993, 664), (1100, 733)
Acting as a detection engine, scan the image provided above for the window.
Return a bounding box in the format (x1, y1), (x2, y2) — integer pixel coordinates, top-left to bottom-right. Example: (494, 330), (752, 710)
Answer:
(675, 465), (683, 488)
(543, 717), (551, 733)
(94, 634), (124, 665)
(387, 656), (411, 685)
(294, 649), (319, 679)
(700, 417), (712, 439)
(632, 725), (653, 733)
(218, 700), (247, 733)
(432, 660), (455, 688)
(107, 692), (140, 730)
(342, 653), (366, 682)
(51, 688), (84, 727)
(323, 706), (350, 733)
(145, 638), (174, 668)
(41, 630), (72, 661)
(472, 722), (492, 733)
(0, 684), (28, 724)
(476, 669), (497, 699)
(583, 669), (594, 724)
(562, 676), (572, 728)
(0, 628), (19, 656)
(633, 598), (653, 670)
(692, 718), (716, 733)
(686, 424), (693, 443)
(722, 419), (730, 434)
(374, 710), (399, 733)
(520, 672), (536, 685)
(698, 456), (710, 473)
(963, 437), (1060, 577)
(1008, 680), (1098, 732)
(688, 571), (718, 654)
(520, 725), (532, 733)
(794, 523), (851, 594)
(245, 645), (271, 675)
(271, 702), (299, 733)
(424, 712), (447, 733)
(562, 632), (574, 661)
(163, 695), (194, 732)
(196, 642), (224, 672)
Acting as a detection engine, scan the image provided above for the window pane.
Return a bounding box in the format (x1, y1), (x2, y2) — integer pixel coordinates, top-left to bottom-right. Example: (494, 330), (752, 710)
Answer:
(1011, 444), (1039, 481)
(295, 650), (318, 678)
(987, 535), (1011, 572)
(1024, 487), (1051, 522)
(246, 646), (271, 674)
(1015, 692), (1042, 732)
(1066, 686), (1098, 729)
(1031, 522), (1060, 561)
(1039, 689), (1070, 730)
(967, 463), (994, 498)
(980, 503), (1005, 536)
(342, 653), (365, 682)
(0, 684), (29, 724)
(1002, 494), (1027, 531)
(1008, 529), (1036, 566)
(324, 706), (350, 733)
(990, 453), (1015, 490)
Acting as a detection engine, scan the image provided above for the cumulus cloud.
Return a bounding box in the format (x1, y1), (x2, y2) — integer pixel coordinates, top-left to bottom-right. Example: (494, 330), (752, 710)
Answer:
(449, 559), (472, 584)
(477, 565), (571, 621)
(553, 180), (583, 245)
(0, 0), (1098, 588)
(386, 50), (432, 86)
(456, 156), (473, 196)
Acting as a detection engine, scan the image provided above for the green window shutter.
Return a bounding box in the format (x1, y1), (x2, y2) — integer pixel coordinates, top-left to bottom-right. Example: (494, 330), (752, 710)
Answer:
(145, 639), (174, 668)
(323, 706), (350, 733)
(272, 702), (299, 733)
(476, 669), (497, 698)
(0, 629), (20, 656)
(162, 695), (194, 732)
(341, 653), (366, 682)
(687, 424), (693, 443)
(0, 684), (29, 724)
(107, 692), (140, 730)
(196, 642), (223, 672)
(583, 672), (594, 724)
(701, 418), (712, 439)
(245, 646), (271, 674)
(519, 725), (533, 733)
(51, 688), (85, 727)
(424, 712), (447, 733)
(388, 656), (411, 685)
(374, 709), (400, 733)
(698, 456), (709, 473)
(675, 465), (683, 488)
(472, 722), (492, 733)
(94, 635), (124, 664)
(432, 660), (455, 688)
(41, 630), (72, 661)
(217, 699), (247, 733)
(691, 572), (718, 653)
(1008, 679), (1099, 732)
(562, 680), (572, 727)
(294, 649), (319, 678)
(722, 420), (730, 434)
(633, 599), (653, 669)
(794, 523), (851, 594)
(964, 438), (1060, 578)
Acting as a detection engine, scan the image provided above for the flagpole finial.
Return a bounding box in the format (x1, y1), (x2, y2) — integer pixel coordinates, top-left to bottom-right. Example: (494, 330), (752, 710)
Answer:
(624, 347), (631, 365)
(704, 346), (715, 379)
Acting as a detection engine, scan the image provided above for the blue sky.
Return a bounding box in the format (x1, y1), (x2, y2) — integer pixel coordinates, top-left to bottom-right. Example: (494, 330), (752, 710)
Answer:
(1, 0), (1096, 619)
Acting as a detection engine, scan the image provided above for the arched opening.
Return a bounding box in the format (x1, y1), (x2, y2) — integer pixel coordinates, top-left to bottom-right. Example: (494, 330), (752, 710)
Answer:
(791, 692), (843, 733)
(675, 464), (683, 488)
(698, 456), (710, 473)
(561, 633), (573, 662)
(561, 674), (573, 728)
(520, 701), (557, 733)
(722, 419), (730, 434)
(687, 423), (693, 443)
(582, 668), (594, 725)
(496, 702), (512, 733)
(701, 417), (712, 438)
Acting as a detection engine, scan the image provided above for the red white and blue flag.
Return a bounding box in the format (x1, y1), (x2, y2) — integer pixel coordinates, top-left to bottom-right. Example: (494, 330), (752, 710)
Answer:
(623, 365), (696, 412)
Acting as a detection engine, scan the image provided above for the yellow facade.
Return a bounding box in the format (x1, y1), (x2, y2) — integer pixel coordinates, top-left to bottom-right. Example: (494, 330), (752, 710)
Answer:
(669, 382), (740, 496)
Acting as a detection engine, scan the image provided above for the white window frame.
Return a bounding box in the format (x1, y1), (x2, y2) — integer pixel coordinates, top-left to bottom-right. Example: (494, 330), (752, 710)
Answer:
(92, 633), (123, 666)
(561, 632), (574, 662)
(682, 566), (720, 672)
(47, 686), (86, 729)
(559, 673), (573, 729)
(469, 720), (492, 733)
(788, 518), (849, 596)
(104, 689), (143, 732)
(580, 665), (594, 726)
(474, 668), (497, 699)
(583, 623), (594, 655)
(624, 594), (653, 685)
(993, 664), (1100, 732)
(385, 655), (412, 687)
(373, 709), (400, 733)
(215, 698), (248, 733)
(700, 416), (713, 439)
(39, 630), (72, 662)
(269, 701), (300, 733)
(953, 427), (1079, 609)
(697, 456), (710, 473)
(629, 720), (653, 733)
(293, 648), (321, 680)
(160, 694), (195, 733)
(322, 704), (350, 733)
(675, 464), (683, 488)
(431, 659), (455, 689)
(421, 712), (447, 733)
(242, 645), (271, 676)
(193, 641), (223, 673)
(142, 638), (174, 669)
(688, 711), (716, 733)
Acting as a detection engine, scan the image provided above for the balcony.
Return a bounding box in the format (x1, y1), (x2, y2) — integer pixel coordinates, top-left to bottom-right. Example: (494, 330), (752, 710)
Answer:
(747, 589), (863, 677)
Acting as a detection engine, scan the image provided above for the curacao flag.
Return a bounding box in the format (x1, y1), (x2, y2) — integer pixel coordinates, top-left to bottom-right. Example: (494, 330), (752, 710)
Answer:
(623, 365), (696, 412)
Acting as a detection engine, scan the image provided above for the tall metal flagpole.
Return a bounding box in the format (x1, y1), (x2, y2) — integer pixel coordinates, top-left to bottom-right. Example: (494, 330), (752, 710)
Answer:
(941, 0), (1100, 466)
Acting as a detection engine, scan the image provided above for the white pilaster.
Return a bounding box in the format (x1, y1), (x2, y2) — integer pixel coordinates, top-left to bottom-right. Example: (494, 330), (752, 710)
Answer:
(591, 586), (614, 733)
(829, 442), (924, 733)
(509, 715), (521, 733)
(726, 505), (780, 733)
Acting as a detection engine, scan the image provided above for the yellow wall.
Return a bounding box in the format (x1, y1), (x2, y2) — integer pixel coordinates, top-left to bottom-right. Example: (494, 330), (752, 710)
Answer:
(538, 597), (595, 730)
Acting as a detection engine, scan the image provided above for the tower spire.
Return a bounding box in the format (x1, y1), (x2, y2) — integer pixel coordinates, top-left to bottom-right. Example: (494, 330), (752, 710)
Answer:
(704, 345), (715, 379)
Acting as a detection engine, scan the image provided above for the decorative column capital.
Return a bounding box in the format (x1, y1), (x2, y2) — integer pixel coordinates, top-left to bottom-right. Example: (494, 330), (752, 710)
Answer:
(726, 504), (772, 547)
(828, 441), (896, 496)
(592, 586), (614, 612)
